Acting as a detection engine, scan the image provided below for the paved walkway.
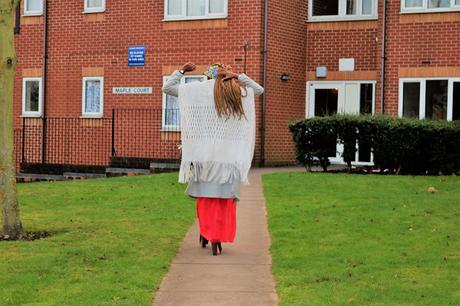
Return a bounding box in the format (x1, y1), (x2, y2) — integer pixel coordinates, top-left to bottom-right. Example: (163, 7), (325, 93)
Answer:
(152, 167), (303, 306)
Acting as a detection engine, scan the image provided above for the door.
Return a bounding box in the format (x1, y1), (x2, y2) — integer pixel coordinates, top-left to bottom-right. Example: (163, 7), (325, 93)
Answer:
(307, 82), (344, 163)
(307, 81), (375, 165)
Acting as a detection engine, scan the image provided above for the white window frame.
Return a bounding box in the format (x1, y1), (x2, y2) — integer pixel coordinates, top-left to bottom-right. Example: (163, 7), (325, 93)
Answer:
(306, 80), (376, 166)
(82, 77), (104, 118)
(398, 77), (459, 121)
(401, 0), (460, 13)
(164, 0), (228, 21)
(448, 78), (460, 120)
(308, 0), (378, 22)
(24, 0), (43, 16)
(22, 77), (43, 117)
(306, 80), (376, 118)
(84, 0), (106, 13)
(162, 75), (206, 130)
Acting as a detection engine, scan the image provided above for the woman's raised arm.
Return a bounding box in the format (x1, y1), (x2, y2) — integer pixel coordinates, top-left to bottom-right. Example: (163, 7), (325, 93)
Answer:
(238, 74), (264, 97)
(162, 70), (183, 98)
(162, 63), (197, 97)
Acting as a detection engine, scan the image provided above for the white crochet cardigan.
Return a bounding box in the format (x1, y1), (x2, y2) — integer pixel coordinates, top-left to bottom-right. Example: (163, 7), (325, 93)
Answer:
(177, 79), (256, 185)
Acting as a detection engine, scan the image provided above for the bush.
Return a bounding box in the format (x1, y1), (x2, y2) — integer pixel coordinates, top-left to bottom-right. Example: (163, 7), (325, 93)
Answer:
(289, 115), (460, 175)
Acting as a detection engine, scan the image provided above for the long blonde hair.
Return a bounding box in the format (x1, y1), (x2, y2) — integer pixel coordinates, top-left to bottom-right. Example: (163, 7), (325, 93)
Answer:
(214, 73), (248, 120)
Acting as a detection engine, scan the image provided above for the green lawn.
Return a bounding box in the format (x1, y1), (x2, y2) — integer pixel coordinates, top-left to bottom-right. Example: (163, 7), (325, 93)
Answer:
(263, 172), (460, 306)
(0, 173), (195, 306)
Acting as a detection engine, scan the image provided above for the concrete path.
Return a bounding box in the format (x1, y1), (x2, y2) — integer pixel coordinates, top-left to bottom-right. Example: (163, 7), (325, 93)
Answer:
(152, 167), (303, 306)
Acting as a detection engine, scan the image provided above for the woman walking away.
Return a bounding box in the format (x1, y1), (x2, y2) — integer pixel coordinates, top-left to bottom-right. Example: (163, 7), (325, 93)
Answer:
(162, 63), (264, 256)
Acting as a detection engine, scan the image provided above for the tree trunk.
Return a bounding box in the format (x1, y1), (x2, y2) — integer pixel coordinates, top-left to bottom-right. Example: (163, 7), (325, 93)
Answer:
(0, 0), (23, 239)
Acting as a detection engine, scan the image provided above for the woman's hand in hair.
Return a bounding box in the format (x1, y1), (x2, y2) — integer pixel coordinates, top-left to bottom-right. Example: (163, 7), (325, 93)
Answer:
(217, 68), (239, 82)
(182, 62), (197, 73)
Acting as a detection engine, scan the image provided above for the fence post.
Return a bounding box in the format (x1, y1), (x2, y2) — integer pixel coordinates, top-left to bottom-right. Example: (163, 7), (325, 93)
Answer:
(21, 117), (26, 164)
(42, 116), (47, 164)
(112, 108), (116, 157)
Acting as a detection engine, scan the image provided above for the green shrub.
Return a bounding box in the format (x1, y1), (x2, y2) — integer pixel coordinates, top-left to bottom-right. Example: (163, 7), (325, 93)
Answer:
(289, 115), (460, 175)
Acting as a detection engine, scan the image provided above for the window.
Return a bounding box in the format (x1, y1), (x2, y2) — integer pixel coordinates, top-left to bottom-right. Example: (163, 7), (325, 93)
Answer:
(309, 0), (377, 21)
(425, 80), (448, 120)
(359, 83), (374, 114)
(399, 78), (460, 121)
(307, 81), (375, 165)
(162, 75), (206, 130)
(82, 77), (104, 117)
(453, 81), (460, 120)
(164, 0), (227, 20)
(84, 0), (105, 13)
(401, 0), (460, 12)
(402, 82), (421, 118)
(22, 78), (42, 117)
(24, 0), (43, 16)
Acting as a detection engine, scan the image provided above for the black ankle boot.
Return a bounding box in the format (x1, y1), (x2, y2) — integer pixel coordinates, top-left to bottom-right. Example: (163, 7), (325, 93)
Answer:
(211, 242), (222, 256)
(199, 235), (208, 248)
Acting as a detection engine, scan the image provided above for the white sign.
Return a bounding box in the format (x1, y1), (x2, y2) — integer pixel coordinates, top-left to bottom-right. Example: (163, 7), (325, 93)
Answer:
(112, 87), (152, 94)
(339, 58), (355, 72)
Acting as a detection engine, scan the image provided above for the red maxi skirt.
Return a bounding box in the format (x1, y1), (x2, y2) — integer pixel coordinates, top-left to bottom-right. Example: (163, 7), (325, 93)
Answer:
(196, 197), (237, 243)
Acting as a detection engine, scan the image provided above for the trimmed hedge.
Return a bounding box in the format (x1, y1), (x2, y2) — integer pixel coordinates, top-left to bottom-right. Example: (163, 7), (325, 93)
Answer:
(289, 115), (460, 175)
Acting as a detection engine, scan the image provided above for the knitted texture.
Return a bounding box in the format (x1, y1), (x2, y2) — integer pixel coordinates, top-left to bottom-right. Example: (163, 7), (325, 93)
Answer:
(178, 79), (255, 185)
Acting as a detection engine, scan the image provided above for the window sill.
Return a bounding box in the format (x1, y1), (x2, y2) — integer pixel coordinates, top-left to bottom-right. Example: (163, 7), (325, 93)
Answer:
(83, 9), (106, 14)
(163, 15), (227, 22)
(400, 8), (460, 14)
(307, 16), (378, 23)
(163, 18), (228, 30)
(23, 12), (43, 17)
(80, 115), (104, 119)
(160, 128), (181, 132)
(21, 114), (42, 118)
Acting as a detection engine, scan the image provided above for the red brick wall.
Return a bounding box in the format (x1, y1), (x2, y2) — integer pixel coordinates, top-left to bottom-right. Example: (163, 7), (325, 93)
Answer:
(14, 17), (44, 127)
(264, 0), (307, 165)
(14, 0), (460, 169)
(384, 1), (460, 116)
(304, 0), (460, 117)
(306, 24), (379, 72)
(14, 0), (265, 167)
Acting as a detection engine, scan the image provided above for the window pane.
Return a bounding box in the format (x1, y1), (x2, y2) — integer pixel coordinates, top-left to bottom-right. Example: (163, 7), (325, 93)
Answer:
(26, 0), (42, 11)
(165, 95), (180, 126)
(87, 0), (103, 8)
(360, 83), (373, 114)
(315, 88), (338, 116)
(425, 80), (448, 120)
(314, 88), (338, 156)
(187, 0), (206, 16)
(402, 82), (420, 118)
(85, 80), (101, 113)
(362, 0), (373, 14)
(209, 0), (225, 14)
(452, 82), (460, 120)
(312, 0), (339, 16)
(168, 0), (182, 15)
(428, 0), (450, 8)
(185, 77), (204, 83)
(25, 81), (40, 112)
(405, 0), (423, 7)
(456, 0), (460, 5)
(347, 0), (357, 15)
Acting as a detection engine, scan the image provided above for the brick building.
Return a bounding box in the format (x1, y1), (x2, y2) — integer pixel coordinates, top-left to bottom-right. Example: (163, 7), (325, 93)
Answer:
(13, 0), (460, 172)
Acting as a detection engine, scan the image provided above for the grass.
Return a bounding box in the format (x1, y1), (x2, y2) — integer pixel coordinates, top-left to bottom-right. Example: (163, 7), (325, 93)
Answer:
(0, 173), (195, 306)
(262, 172), (460, 306)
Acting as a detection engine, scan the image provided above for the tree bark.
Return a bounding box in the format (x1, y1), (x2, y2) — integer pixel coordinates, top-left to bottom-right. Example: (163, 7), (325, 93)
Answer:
(0, 0), (23, 239)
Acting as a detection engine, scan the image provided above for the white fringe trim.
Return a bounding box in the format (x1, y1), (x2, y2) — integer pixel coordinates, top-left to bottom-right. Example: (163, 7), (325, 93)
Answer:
(179, 161), (250, 185)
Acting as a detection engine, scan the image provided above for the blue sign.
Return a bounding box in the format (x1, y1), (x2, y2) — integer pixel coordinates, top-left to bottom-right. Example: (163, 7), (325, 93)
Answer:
(128, 46), (145, 67)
